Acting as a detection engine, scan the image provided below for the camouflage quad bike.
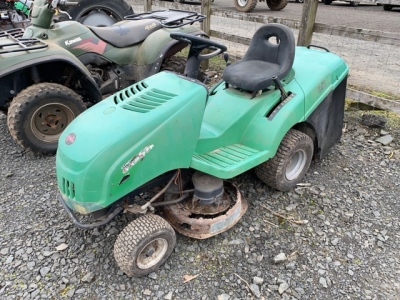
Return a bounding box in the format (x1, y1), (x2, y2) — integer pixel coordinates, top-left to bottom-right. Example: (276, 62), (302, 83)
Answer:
(0, 0), (207, 154)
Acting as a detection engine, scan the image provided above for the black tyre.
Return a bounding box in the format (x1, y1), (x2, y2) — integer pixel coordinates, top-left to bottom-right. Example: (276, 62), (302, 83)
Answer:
(267, 0), (288, 10)
(7, 83), (86, 154)
(114, 214), (176, 277)
(63, 0), (134, 26)
(234, 0), (258, 13)
(160, 56), (187, 74)
(255, 129), (314, 192)
(383, 5), (393, 10)
(323, 0), (332, 5)
(161, 56), (206, 83)
(295, 0), (304, 3)
(349, 1), (359, 6)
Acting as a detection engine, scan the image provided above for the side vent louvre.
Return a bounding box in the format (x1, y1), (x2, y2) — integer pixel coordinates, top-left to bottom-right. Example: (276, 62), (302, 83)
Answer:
(62, 178), (76, 199)
(113, 82), (177, 113)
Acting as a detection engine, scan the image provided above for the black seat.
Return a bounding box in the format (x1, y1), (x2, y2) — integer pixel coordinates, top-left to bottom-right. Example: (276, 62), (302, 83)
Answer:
(223, 24), (295, 92)
(87, 19), (163, 48)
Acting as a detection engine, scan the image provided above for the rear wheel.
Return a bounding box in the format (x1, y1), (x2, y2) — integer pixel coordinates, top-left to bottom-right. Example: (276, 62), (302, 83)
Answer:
(267, 0), (288, 10)
(161, 56), (206, 83)
(7, 83), (86, 154)
(323, 0), (332, 4)
(62, 0), (134, 26)
(383, 4), (393, 10)
(234, 0), (258, 12)
(114, 214), (176, 277)
(255, 129), (314, 192)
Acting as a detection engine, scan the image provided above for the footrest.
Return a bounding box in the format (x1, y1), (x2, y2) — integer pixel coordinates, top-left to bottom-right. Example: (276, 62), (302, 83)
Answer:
(191, 144), (269, 179)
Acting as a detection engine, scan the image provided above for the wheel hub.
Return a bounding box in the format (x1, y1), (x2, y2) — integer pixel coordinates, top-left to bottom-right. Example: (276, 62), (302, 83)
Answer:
(163, 180), (247, 239)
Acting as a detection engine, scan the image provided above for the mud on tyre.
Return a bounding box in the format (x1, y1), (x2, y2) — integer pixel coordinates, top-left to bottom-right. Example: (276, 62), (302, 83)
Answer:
(7, 83), (86, 155)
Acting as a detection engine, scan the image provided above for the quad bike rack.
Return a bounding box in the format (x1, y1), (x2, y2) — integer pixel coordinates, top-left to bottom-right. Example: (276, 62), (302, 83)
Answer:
(0, 28), (47, 54)
(125, 9), (206, 28)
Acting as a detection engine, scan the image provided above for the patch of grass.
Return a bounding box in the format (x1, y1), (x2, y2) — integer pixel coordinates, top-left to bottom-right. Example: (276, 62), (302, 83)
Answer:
(348, 84), (399, 101)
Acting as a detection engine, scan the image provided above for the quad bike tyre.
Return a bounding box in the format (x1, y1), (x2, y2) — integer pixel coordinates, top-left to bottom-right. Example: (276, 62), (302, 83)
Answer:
(61, 0), (134, 26)
(7, 83), (86, 154)
(234, 0), (258, 12)
(267, 0), (288, 11)
(255, 129), (314, 192)
(161, 56), (207, 83)
(114, 214), (176, 277)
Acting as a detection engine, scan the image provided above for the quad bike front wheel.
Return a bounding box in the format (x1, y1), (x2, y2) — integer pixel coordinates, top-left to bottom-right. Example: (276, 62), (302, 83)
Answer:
(234, 0), (258, 12)
(7, 83), (86, 154)
(255, 129), (314, 192)
(61, 0), (134, 26)
(114, 214), (176, 277)
(267, 0), (288, 11)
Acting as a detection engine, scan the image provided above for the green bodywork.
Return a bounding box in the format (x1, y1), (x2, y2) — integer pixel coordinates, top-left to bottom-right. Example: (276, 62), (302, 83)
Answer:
(56, 46), (349, 214)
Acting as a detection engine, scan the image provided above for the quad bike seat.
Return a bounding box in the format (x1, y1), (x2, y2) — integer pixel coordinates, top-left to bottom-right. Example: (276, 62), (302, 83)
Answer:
(223, 24), (295, 92)
(87, 19), (163, 48)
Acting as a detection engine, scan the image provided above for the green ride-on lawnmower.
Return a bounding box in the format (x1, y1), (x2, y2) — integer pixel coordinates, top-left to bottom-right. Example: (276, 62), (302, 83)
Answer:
(56, 24), (349, 277)
(0, 0), (207, 154)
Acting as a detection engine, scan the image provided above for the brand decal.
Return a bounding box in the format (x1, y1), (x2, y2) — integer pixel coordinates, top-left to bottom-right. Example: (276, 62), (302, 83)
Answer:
(145, 23), (157, 30)
(65, 37), (82, 46)
(72, 38), (107, 55)
(122, 145), (154, 174)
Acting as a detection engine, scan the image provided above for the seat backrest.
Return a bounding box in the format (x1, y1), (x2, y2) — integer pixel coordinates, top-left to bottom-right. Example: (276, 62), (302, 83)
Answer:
(243, 23), (295, 70)
(222, 24), (295, 92)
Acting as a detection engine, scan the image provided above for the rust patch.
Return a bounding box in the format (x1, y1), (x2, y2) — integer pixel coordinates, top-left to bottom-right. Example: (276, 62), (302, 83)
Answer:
(163, 182), (248, 239)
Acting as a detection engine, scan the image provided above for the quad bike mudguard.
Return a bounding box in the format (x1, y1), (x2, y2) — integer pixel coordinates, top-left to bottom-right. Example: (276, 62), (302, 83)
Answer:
(57, 72), (208, 214)
(0, 36), (102, 107)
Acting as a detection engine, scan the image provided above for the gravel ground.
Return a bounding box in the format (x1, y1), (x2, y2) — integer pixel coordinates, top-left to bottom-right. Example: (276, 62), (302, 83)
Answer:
(1, 105), (400, 300)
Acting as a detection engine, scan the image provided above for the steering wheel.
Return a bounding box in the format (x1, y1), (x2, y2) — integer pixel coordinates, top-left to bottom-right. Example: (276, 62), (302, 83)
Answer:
(170, 32), (227, 61)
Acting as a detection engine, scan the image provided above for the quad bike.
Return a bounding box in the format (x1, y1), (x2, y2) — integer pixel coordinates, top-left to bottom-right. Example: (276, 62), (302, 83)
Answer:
(0, 0), (133, 31)
(56, 23), (349, 277)
(234, 0), (288, 13)
(0, 0), (207, 154)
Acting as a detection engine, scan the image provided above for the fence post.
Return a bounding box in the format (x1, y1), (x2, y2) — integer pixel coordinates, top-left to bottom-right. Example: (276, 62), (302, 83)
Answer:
(297, 0), (318, 46)
(201, 0), (212, 70)
(145, 0), (152, 12)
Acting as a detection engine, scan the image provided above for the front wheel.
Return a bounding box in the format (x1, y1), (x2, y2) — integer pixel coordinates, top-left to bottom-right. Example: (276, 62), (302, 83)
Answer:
(234, 0), (258, 12)
(322, 0), (332, 4)
(63, 0), (134, 26)
(255, 129), (314, 192)
(383, 4), (393, 10)
(7, 83), (86, 154)
(267, 0), (288, 11)
(114, 214), (176, 277)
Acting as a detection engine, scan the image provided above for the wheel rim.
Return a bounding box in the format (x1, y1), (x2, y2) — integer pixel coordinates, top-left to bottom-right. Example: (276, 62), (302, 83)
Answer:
(31, 103), (75, 143)
(286, 149), (307, 181)
(136, 238), (169, 270)
(237, 0), (248, 7)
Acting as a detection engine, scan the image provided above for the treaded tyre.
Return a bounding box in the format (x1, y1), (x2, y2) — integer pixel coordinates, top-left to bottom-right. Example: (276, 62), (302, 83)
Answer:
(114, 214), (176, 277)
(267, 0), (288, 11)
(161, 56), (186, 74)
(161, 56), (206, 83)
(234, 0), (258, 12)
(255, 129), (314, 192)
(63, 0), (134, 26)
(7, 83), (86, 154)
